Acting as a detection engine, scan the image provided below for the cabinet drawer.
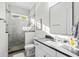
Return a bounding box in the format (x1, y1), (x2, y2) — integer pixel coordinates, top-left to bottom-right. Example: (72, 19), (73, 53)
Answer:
(34, 40), (41, 48)
(40, 43), (56, 57)
(35, 46), (51, 57)
(35, 47), (43, 57)
(34, 40), (56, 57)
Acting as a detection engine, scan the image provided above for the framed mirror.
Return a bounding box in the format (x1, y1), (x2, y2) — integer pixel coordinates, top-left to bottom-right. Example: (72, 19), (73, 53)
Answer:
(36, 18), (42, 30)
(49, 2), (73, 35)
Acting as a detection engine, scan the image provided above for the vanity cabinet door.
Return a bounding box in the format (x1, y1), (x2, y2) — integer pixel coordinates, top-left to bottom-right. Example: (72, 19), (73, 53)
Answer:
(34, 41), (44, 57)
(38, 42), (56, 57)
(41, 51), (51, 57)
(34, 40), (56, 57)
(35, 47), (43, 57)
(35, 46), (51, 57)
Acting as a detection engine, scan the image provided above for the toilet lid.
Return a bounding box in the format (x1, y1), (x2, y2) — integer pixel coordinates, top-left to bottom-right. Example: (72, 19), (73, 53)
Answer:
(25, 44), (34, 49)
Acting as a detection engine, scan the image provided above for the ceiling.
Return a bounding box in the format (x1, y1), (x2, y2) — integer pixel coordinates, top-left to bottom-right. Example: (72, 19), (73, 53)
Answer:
(8, 2), (36, 10)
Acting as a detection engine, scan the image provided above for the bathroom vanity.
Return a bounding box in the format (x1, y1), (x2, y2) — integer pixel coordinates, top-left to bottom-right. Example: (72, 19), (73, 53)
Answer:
(34, 36), (79, 57)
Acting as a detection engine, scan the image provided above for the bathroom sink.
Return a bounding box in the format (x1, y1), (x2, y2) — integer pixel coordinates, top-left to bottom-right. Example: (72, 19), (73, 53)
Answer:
(45, 40), (56, 45)
(44, 40), (63, 47)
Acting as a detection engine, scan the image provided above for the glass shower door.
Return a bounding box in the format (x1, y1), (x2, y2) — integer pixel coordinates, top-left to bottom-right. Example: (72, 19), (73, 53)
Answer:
(8, 13), (28, 53)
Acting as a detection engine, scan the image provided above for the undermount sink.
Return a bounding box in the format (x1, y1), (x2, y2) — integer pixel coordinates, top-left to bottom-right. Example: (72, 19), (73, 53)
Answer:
(45, 40), (56, 45)
(44, 40), (63, 47)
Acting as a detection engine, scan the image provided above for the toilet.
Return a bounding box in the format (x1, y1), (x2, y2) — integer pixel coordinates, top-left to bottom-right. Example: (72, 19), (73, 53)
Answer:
(24, 44), (35, 57)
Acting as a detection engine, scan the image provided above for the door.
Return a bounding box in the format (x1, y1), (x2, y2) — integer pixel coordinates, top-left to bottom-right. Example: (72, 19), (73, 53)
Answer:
(0, 20), (8, 57)
(8, 13), (27, 52)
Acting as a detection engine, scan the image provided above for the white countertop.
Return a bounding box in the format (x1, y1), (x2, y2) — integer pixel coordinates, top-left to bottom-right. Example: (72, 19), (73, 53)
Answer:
(34, 37), (79, 57)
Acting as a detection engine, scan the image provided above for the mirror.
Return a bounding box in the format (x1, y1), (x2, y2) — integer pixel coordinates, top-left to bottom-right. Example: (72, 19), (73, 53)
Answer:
(49, 2), (73, 35)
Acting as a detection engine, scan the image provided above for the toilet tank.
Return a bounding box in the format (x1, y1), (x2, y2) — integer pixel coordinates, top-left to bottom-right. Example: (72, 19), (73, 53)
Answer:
(25, 32), (35, 45)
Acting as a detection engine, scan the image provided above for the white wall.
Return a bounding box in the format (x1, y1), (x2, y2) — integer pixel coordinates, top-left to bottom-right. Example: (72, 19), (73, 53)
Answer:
(25, 4), (35, 45)
(25, 2), (50, 45)
(0, 2), (8, 57)
(0, 20), (8, 57)
(0, 2), (6, 20)
(74, 2), (79, 25)
(35, 2), (49, 38)
(29, 4), (35, 17)
(25, 32), (35, 44)
(8, 4), (29, 16)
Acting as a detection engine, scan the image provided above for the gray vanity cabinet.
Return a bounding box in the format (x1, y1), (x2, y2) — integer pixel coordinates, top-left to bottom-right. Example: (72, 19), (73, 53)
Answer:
(34, 40), (68, 57)
(34, 40), (51, 57)
(35, 47), (50, 57)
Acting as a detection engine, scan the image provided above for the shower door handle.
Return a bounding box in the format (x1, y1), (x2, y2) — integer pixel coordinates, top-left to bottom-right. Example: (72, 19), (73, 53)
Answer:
(8, 33), (10, 36)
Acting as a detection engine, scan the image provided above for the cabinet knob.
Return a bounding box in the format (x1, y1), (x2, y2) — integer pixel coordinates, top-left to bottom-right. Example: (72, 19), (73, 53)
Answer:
(44, 55), (46, 57)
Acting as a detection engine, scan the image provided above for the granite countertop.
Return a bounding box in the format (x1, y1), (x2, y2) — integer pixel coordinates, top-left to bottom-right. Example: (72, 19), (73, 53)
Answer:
(34, 37), (79, 57)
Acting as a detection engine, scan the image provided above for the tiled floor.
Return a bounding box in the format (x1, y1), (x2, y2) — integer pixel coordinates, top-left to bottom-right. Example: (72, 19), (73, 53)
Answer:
(9, 50), (25, 57)
(12, 52), (25, 57)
